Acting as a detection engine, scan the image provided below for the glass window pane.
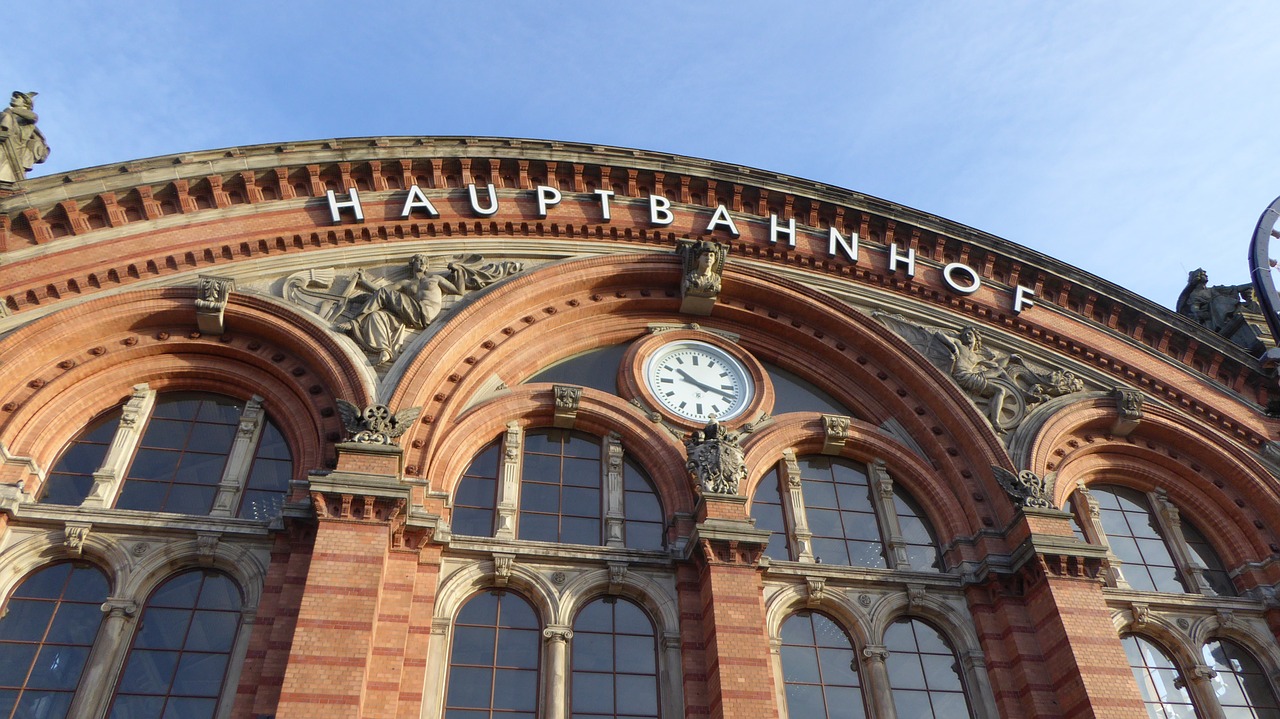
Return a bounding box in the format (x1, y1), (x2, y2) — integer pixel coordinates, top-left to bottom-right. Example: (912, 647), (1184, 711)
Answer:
(885, 619), (972, 718)
(447, 593), (540, 716)
(572, 598), (658, 718)
(781, 613), (867, 719)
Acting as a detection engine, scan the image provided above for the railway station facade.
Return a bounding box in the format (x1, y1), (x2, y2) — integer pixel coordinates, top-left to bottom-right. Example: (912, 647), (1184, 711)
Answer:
(2, 135), (1280, 718)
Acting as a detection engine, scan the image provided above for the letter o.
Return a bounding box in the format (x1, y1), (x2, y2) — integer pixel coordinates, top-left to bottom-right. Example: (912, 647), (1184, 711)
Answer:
(942, 263), (982, 295)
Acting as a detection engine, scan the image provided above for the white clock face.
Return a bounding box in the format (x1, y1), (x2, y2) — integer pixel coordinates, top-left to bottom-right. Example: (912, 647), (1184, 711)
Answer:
(644, 340), (752, 422)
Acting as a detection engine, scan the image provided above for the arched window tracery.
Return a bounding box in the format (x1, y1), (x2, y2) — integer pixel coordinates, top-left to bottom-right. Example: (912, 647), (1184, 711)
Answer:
(1122, 634), (1197, 718)
(571, 597), (660, 719)
(883, 617), (973, 719)
(444, 591), (541, 719)
(1202, 638), (1280, 716)
(38, 391), (294, 521)
(748, 455), (939, 571)
(779, 611), (866, 719)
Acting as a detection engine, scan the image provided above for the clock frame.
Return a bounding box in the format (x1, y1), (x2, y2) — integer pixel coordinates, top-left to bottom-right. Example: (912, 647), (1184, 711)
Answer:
(619, 329), (772, 427)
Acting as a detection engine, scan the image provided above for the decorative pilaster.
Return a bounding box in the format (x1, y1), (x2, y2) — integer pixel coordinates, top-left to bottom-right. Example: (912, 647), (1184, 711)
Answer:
(495, 421), (522, 540)
(780, 450), (814, 562)
(604, 433), (625, 548)
(869, 459), (910, 569)
(210, 395), (265, 517)
(82, 383), (155, 508)
(1151, 489), (1213, 594)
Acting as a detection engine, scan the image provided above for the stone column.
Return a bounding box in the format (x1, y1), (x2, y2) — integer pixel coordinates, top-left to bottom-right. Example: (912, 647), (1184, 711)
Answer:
(210, 395), (265, 517)
(67, 598), (138, 718)
(81, 383), (154, 508)
(1184, 664), (1229, 719)
(543, 626), (573, 719)
(604, 433), (625, 548)
(495, 421), (522, 540)
(780, 450), (814, 562)
(868, 459), (910, 569)
(859, 645), (896, 719)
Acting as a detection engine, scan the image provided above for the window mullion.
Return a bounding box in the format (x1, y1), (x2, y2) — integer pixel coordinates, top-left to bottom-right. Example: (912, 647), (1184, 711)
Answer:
(604, 433), (625, 548)
(495, 420), (523, 540)
(1078, 485), (1133, 590)
(869, 459), (910, 570)
(780, 450), (815, 562)
(210, 395), (265, 517)
(81, 383), (155, 509)
(1149, 489), (1213, 595)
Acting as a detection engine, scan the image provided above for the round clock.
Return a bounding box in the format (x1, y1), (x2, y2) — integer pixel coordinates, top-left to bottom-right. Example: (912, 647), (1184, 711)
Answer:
(643, 340), (753, 422)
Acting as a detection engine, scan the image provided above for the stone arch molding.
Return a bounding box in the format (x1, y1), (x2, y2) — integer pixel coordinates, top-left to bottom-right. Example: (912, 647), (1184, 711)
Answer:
(0, 288), (373, 485)
(389, 252), (1013, 502)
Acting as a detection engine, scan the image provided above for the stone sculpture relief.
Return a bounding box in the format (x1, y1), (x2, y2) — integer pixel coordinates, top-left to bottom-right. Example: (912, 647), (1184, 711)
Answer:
(285, 254), (524, 364)
(872, 311), (1085, 432)
(1176, 268), (1266, 354)
(335, 399), (421, 445)
(677, 239), (726, 315)
(991, 466), (1057, 509)
(684, 416), (758, 495)
(0, 91), (49, 182)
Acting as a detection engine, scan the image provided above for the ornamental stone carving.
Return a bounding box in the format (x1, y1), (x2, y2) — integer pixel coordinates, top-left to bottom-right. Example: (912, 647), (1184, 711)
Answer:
(335, 399), (421, 445)
(63, 522), (91, 556)
(1176, 268), (1266, 353)
(0, 91), (49, 183)
(677, 239), (727, 315)
(1112, 387), (1144, 437)
(194, 275), (234, 334)
(873, 311), (1085, 432)
(552, 384), (582, 428)
(684, 416), (756, 495)
(821, 414), (851, 455)
(285, 254), (524, 365)
(991, 465), (1057, 509)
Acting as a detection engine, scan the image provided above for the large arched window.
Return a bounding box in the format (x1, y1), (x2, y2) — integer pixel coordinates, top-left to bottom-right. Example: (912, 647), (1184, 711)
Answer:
(0, 562), (109, 719)
(1079, 485), (1234, 596)
(1122, 634), (1196, 718)
(884, 618), (972, 719)
(749, 455), (939, 570)
(1202, 639), (1280, 716)
(452, 429), (665, 550)
(108, 570), (243, 719)
(445, 591), (541, 718)
(571, 597), (660, 719)
(779, 611), (865, 719)
(40, 391), (293, 520)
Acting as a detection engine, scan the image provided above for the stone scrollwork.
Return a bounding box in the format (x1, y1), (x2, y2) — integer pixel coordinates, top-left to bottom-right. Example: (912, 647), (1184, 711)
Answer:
(335, 399), (421, 445)
(677, 239), (727, 315)
(285, 254), (525, 365)
(195, 275), (235, 334)
(991, 465), (1057, 509)
(684, 417), (757, 495)
(872, 311), (1085, 432)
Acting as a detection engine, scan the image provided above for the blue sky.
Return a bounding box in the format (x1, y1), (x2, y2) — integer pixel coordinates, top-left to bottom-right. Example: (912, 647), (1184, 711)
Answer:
(7, 2), (1280, 309)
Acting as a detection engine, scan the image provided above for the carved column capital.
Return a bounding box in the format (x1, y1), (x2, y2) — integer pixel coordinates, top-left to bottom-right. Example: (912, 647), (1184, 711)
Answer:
(862, 645), (889, 663)
(543, 626), (574, 643)
(100, 598), (138, 619)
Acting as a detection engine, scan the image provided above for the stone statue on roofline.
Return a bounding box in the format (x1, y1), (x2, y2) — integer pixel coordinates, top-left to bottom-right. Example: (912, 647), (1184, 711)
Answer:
(1176, 268), (1267, 355)
(0, 91), (50, 183)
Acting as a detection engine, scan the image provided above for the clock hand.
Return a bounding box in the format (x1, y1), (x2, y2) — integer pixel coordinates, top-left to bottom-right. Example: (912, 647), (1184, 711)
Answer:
(675, 368), (736, 399)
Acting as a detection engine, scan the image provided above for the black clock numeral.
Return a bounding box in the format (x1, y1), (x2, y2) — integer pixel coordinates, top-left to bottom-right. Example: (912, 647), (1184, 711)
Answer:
(696, 403), (703, 415)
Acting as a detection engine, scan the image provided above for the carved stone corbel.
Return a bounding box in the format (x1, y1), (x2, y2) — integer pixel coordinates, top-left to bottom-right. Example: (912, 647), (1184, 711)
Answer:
(677, 239), (727, 315)
(607, 562), (628, 594)
(493, 553), (515, 587)
(63, 522), (91, 556)
(805, 577), (827, 607)
(906, 583), (927, 609)
(195, 275), (235, 334)
(196, 533), (220, 566)
(821, 415), (852, 455)
(1131, 602), (1151, 629)
(1112, 387), (1144, 437)
(552, 385), (582, 429)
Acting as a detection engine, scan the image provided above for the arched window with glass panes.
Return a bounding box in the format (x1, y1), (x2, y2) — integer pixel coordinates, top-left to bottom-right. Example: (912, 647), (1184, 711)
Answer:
(451, 426), (665, 550)
(1121, 634), (1280, 718)
(777, 611), (973, 719)
(1068, 484), (1235, 596)
(750, 453), (938, 570)
(38, 388), (293, 521)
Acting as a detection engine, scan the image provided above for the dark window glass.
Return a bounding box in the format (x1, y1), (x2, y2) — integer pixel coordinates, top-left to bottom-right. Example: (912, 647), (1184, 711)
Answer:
(1181, 522), (1236, 597)
(519, 430), (602, 545)
(525, 343), (629, 396)
(622, 457), (664, 551)
(780, 612), (866, 719)
(236, 420), (294, 521)
(40, 410), (122, 506)
(763, 362), (855, 417)
(801, 457), (885, 568)
(893, 490), (940, 571)
(1092, 486), (1186, 593)
(116, 395), (241, 515)
(1122, 634), (1196, 718)
(445, 592), (540, 718)
(1203, 639), (1280, 716)
(884, 618), (972, 719)
(108, 570), (242, 719)
(750, 468), (791, 561)
(0, 562), (108, 719)
(455, 440), (501, 537)
(571, 598), (659, 719)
